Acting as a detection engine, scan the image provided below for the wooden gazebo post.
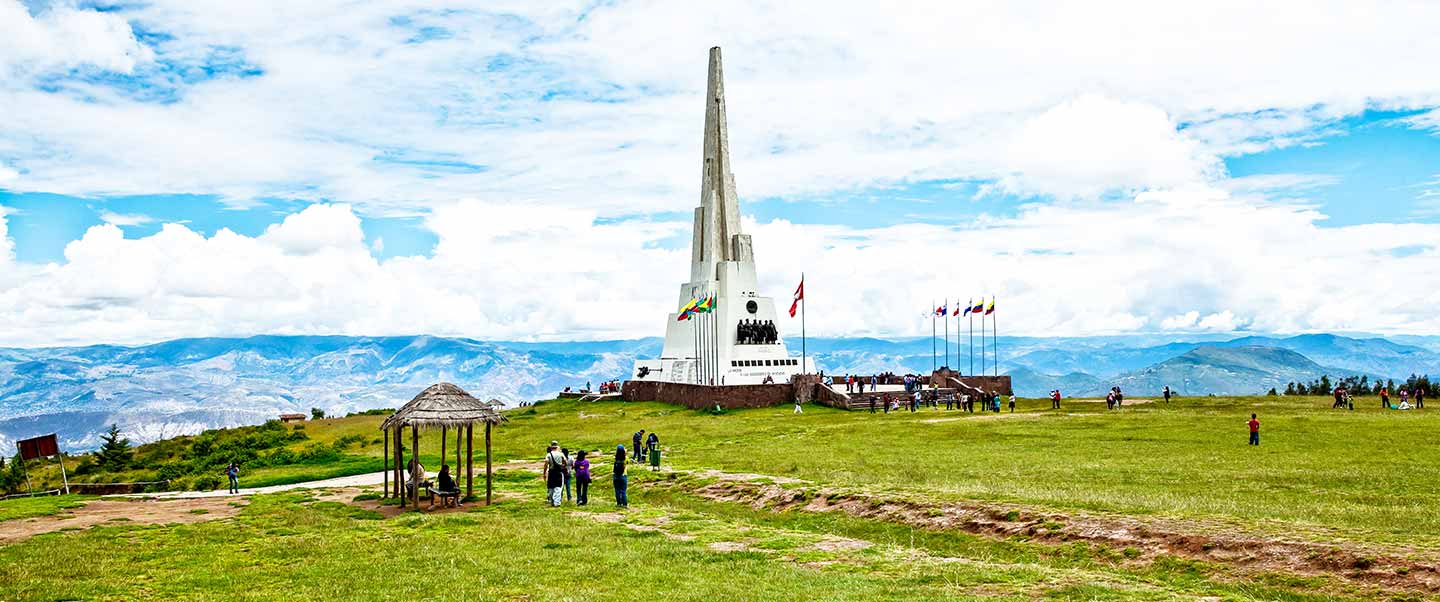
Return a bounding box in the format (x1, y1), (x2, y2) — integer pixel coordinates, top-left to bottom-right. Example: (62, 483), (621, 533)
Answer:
(455, 427), (461, 475)
(383, 429), (389, 497)
(411, 424), (420, 505)
(440, 425), (447, 471)
(394, 425), (404, 508)
(485, 421), (493, 505)
(465, 425), (474, 499)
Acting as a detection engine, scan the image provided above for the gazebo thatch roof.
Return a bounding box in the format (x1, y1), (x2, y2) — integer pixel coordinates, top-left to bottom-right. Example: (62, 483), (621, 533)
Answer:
(380, 382), (506, 431)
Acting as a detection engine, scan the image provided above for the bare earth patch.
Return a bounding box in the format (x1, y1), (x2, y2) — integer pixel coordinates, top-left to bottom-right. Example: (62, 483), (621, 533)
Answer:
(680, 473), (1440, 596)
(0, 497), (246, 545)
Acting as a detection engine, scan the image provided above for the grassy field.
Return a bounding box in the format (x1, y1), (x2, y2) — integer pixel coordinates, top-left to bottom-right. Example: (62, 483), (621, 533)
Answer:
(3, 394), (1436, 600)
(0, 495), (91, 522)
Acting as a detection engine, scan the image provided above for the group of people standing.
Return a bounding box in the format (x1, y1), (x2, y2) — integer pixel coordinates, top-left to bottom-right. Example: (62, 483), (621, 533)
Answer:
(736, 319), (778, 345)
(542, 438), (641, 509)
(1105, 386), (1125, 410)
(539, 429), (664, 509)
(1379, 385), (1426, 410)
(843, 374), (877, 393)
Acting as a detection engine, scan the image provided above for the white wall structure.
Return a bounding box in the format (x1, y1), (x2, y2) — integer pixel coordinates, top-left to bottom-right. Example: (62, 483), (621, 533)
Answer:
(633, 47), (813, 386)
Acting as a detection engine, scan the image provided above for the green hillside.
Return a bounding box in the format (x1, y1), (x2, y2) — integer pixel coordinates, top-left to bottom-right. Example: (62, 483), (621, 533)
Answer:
(2, 395), (1437, 600)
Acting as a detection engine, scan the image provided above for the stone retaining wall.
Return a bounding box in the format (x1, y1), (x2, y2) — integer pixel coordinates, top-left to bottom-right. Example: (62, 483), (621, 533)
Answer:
(621, 380), (793, 409)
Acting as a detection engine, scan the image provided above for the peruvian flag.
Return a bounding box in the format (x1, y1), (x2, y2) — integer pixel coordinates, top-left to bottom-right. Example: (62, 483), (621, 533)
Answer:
(788, 278), (804, 317)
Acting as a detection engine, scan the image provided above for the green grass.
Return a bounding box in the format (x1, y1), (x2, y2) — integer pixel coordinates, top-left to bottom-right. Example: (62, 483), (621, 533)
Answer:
(0, 495), (92, 522)
(0, 481), (1373, 601)
(5, 395), (1435, 600)
(34, 395), (1435, 547)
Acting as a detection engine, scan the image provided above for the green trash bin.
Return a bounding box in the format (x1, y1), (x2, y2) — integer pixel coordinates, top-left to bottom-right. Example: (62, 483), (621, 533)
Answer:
(649, 447), (661, 469)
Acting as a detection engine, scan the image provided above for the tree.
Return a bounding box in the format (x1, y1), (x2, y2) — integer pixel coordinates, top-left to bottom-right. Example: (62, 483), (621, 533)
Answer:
(96, 424), (133, 472)
(0, 453), (25, 494)
(1284, 382), (1296, 396)
(1318, 375), (1332, 396)
(1267, 387), (1278, 396)
(311, 407), (325, 420)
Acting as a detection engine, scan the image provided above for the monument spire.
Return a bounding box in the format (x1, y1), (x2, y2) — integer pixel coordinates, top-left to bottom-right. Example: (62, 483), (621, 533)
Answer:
(693, 46), (743, 275)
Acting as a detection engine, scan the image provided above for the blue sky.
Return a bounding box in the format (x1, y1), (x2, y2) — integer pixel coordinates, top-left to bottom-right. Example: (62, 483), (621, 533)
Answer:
(2, 1), (1439, 346)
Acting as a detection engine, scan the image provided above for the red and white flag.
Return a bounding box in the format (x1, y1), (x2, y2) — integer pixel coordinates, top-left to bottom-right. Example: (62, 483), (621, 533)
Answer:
(788, 278), (804, 317)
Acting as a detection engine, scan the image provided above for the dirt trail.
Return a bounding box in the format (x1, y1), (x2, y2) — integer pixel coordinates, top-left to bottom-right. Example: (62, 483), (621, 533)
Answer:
(677, 473), (1440, 595)
(0, 497), (246, 544)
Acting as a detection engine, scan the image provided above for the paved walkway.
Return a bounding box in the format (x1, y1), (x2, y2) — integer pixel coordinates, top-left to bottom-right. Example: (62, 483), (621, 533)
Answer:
(109, 471), (388, 500)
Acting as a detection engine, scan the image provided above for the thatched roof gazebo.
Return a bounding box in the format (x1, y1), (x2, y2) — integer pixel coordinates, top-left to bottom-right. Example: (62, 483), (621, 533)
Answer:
(380, 383), (505, 508)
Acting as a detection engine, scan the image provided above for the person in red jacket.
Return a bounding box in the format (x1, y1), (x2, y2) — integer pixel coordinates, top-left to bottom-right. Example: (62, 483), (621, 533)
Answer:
(1247, 414), (1260, 446)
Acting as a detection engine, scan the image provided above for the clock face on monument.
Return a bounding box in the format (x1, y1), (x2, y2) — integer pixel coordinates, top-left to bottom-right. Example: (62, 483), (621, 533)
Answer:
(746, 300), (758, 314)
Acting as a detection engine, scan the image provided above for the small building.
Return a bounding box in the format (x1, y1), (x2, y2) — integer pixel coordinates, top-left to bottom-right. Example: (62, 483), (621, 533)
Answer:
(278, 413), (307, 423)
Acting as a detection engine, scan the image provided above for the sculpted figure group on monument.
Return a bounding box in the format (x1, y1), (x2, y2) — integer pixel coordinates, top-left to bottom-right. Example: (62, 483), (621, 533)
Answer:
(737, 319), (777, 345)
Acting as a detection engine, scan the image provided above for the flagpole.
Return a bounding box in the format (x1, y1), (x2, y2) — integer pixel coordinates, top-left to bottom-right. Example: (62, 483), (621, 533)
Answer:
(931, 300), (937, 373)
(992, 298), (998, 377)
(944, 299), (950, 370)
(980, 297), (987, 377)
(968, 300), (974, 376)
(800, 273), (807, 375)
(692, 302), (700, 385)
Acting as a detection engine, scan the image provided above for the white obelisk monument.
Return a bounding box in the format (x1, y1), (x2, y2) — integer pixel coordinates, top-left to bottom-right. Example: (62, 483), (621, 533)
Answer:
(632, 47), (813, 386)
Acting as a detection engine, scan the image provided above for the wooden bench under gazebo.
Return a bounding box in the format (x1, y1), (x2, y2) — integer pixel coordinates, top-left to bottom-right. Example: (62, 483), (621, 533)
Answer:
(380, 383), (505, 508)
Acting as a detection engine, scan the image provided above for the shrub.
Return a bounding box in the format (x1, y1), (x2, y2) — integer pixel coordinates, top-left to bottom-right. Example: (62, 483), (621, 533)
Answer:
(193, 475), (222, 491)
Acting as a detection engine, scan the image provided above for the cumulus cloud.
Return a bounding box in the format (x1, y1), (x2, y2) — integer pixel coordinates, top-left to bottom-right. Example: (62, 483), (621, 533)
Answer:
(3, 188), (1439, 347)
(1, 1), (1439, 210)
(992, 95), (1219, 198)
(0, 0), (153, 75)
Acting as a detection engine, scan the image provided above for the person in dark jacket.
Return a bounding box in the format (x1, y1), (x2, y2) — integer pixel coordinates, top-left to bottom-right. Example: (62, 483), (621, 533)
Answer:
(632, 430), (644, 461)
(430, 465), (459, 509)
(612, 445), (629, 508)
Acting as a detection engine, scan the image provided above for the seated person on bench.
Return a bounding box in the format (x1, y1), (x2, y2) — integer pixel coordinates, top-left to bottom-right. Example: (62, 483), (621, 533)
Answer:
(406, 458), (427, 499)
(428, 464), (461, 509)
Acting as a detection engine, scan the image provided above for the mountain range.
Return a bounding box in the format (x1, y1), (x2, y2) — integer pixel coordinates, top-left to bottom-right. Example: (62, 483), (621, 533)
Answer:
(1, 333), (1435, 451)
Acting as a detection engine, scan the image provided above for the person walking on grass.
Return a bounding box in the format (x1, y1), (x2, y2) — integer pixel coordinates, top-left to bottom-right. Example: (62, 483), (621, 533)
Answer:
(1163, 385), (1172, 404)
(226, 462), (240, 494)
(869, 394), (877, 413)
(612, 445), (629, 508)
(646, 431), (660, 468)
(795, 397), (804, 414)
(632, 430), (645, 462)
(574, 450), (591, 506)
(543, 441), (566, 507)
(911, 390), (921, 413)
(1248, 414), (1260, 446)
(882, 393), (891, 414)
(561, 447), (573, 503)
(1008, 394), (1016, 413)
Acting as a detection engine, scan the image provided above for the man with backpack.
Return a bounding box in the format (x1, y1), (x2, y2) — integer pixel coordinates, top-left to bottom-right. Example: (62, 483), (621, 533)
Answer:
(632, 430), (644, 462)
(543, 441), (567, 507)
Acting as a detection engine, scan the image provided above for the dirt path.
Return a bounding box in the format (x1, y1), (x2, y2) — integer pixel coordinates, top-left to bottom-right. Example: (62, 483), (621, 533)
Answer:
(0, 497), (247, 545)
(671, 471), (1440, 596)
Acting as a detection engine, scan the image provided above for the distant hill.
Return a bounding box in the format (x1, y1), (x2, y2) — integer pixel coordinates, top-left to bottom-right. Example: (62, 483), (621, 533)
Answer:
(1006, 367), (1106, 398)
(2, 333), (1430, 451)
(1109, 345), (1362, 397)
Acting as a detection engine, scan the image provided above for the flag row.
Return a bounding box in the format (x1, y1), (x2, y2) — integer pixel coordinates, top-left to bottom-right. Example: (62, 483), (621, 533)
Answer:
(934, 297), (996, 317)
(676, 294), (716, 321)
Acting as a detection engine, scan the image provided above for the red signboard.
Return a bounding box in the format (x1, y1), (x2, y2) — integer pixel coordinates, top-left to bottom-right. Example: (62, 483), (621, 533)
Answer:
(17, 434), (60, 461)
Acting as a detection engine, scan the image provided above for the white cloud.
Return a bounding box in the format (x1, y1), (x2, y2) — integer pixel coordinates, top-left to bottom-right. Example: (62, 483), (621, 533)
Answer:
(0, 0), (153, 75)
(992, 95), (1219, 198)
(98, 210), (155, 227)
(3, 188), (1439, 347)
(2, 1), (1439, 211)
(0, 205), (13, 264)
